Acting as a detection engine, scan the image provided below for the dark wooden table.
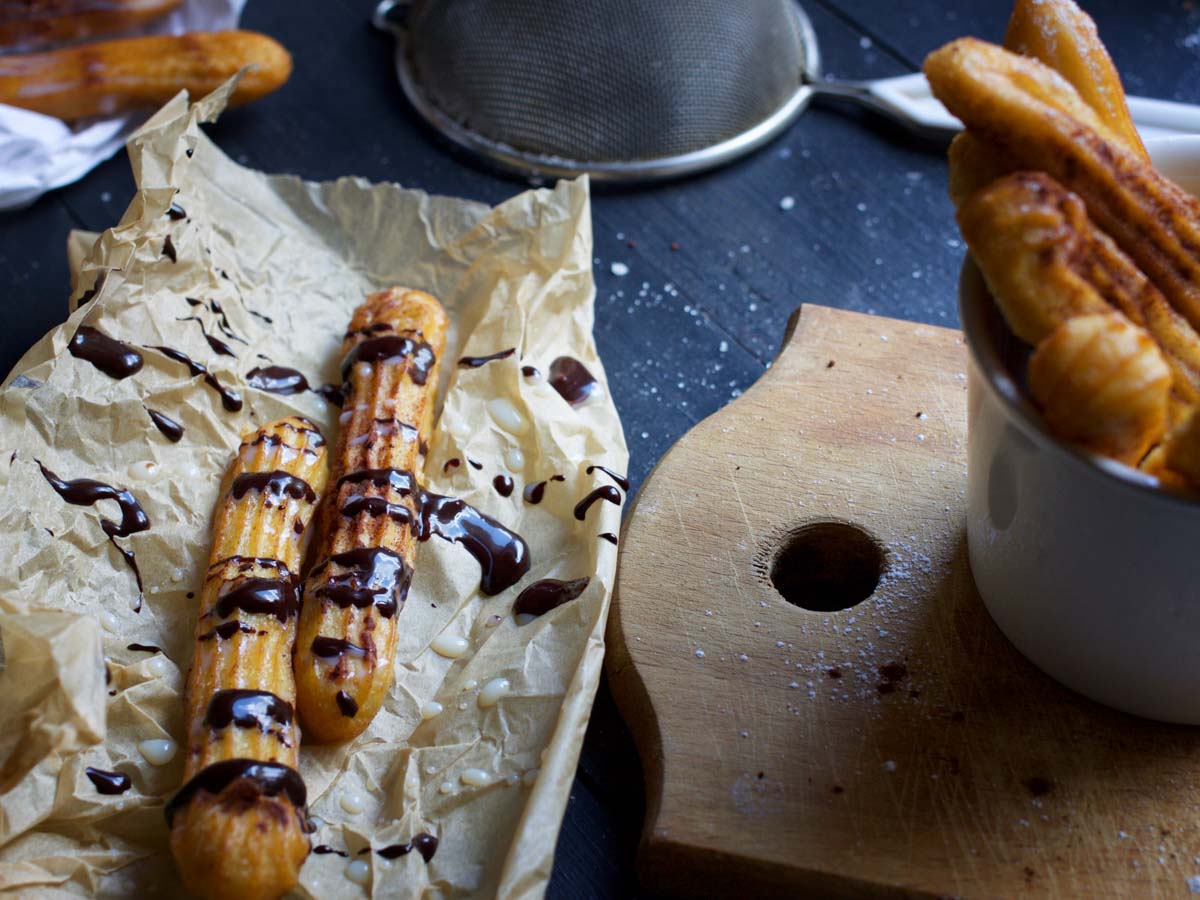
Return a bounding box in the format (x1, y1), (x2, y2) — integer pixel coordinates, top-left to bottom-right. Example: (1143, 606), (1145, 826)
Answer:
(2, 1), (1195, 895)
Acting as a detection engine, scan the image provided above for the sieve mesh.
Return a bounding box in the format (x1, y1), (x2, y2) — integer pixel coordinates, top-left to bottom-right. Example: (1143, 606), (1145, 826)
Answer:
(402, 0), (812, 164)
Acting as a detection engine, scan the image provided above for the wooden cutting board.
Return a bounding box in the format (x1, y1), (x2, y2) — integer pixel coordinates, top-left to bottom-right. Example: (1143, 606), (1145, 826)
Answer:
(607, 304), (1200, 899)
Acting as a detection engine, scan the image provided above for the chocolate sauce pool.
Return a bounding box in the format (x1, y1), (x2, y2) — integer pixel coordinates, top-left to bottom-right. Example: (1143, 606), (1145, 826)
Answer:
(246, 366), (309, 395)
(146, 408), (184, 442)
(548, 357), (599, 406)
(85, 767), (131, 795)
(68, 326), (143, 379)
(513, 577), (590, 618)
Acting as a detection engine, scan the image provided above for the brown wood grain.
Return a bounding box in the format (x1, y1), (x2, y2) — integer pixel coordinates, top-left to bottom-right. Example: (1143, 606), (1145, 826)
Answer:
(608, 304), (1200, 898)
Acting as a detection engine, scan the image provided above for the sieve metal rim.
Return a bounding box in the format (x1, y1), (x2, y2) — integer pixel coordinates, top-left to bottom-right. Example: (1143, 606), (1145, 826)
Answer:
(372, 0), (822, 183)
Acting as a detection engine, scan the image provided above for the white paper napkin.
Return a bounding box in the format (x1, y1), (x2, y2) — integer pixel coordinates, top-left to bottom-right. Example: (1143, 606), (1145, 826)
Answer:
(0, 0), (247, 211)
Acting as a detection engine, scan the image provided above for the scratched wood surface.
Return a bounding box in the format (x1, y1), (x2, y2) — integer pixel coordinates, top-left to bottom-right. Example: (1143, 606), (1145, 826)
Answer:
(608, 304), (1200, 898)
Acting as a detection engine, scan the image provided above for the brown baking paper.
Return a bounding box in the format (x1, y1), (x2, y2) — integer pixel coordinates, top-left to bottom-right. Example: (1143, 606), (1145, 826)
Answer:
(0, 81), (626, 898)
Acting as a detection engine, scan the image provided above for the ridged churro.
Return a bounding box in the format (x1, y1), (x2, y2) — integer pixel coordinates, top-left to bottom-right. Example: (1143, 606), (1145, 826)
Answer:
(947, 0), (1146, 210)
(959, 172), (1200, 407)
(168, 417), (328, 900)
(1029, 313), (1172, 465)
(294, 288), (448, 744)
(927, 38), (1200, 335)
(1003, 0), (1146, 159)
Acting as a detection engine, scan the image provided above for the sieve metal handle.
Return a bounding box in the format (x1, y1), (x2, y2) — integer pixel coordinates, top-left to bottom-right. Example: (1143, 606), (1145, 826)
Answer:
(813, 72), (1200, 143)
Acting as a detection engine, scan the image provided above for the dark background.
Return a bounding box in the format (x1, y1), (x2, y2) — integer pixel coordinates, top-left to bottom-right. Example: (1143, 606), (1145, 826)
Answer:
(1, 1), (1195, 895)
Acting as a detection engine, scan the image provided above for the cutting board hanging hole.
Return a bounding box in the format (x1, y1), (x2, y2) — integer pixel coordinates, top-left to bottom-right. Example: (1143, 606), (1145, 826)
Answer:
(758, 519), (886, 613)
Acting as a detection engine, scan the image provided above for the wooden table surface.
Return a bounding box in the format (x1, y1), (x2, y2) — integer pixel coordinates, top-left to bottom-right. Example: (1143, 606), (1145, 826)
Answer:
(1, 1), (1196, 895)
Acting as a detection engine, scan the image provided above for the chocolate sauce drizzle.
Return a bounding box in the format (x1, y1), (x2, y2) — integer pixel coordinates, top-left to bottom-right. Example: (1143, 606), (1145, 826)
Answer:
(162, 235), (177, 263)
(513, 578), (590, 618)
(521, 365), (540, 379)
(341, 496), (412, 523)
(311, 636), (367, 661)
(246, 366), (309, 395)
(522, 475), (565, 505)
(214, 577), (299, 622)
(586, 465), (629, 492)
(377, 833), (439, 862)
(314, 382), (347, 406)
(150, 345), (243, 411)
(198, 621), (260, 642)
(493, 474), (514, 497)
(37, 463), (149, 600)
(165, 759), (306, 826)
(444, 458), (460, 473)
(318, 468), (530, 596)
(418, 491), (530, 595)
(209, 556), (294, 579)
(68, 326), (143, 379)
(146, 408), (184, 442)
(231, 470), (317, 503)
(335, 690), (359, 717)
(204, 689), (294, 733)
(599, 532), (618, 545)
(167, 202), (187, 220)
(341, 334), (436, 385)
(314, 845), (348, 857)
(309, 547), (410, 618)
(337, 467), (415, 494)
(207, 299), (249, 345)
(467, 458), (483, 470)
(548, 357), (599, 406)
(126, 643), (163, 654)
(573, 486), (622, 521)
(177, 316), (237, 358)
(458, 348), (515, 368)
(85, 767), (131, 795)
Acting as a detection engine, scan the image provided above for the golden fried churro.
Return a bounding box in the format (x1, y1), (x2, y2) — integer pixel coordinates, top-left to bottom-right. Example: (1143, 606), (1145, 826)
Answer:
(169, 418), (328, 900)
(1003, 0), (1146, 159)
(0, 0), (182, 50)
(958, 172), (1111, 344)
(294, 288), (448, 743)
(948, 0), (1146, 209)
(959, 172), (1200, 405)
(1029, 313), (1171, 464)
(0, 30), (291, 121)
(926, 39), (1200, 335)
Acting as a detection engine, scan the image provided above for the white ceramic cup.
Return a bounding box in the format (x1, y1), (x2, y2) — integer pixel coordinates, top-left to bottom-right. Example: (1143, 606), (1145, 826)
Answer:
(962, 137), (1200, 724)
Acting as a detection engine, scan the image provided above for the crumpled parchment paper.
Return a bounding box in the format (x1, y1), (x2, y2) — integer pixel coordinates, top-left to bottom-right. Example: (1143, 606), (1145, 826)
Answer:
(0, 80), (627, 899)
(0, 0), (247, 211)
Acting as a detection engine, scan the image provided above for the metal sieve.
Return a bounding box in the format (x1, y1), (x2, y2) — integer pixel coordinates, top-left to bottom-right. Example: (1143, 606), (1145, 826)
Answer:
(372, 0), (1200, 182)
(370, 0), (962, 182)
